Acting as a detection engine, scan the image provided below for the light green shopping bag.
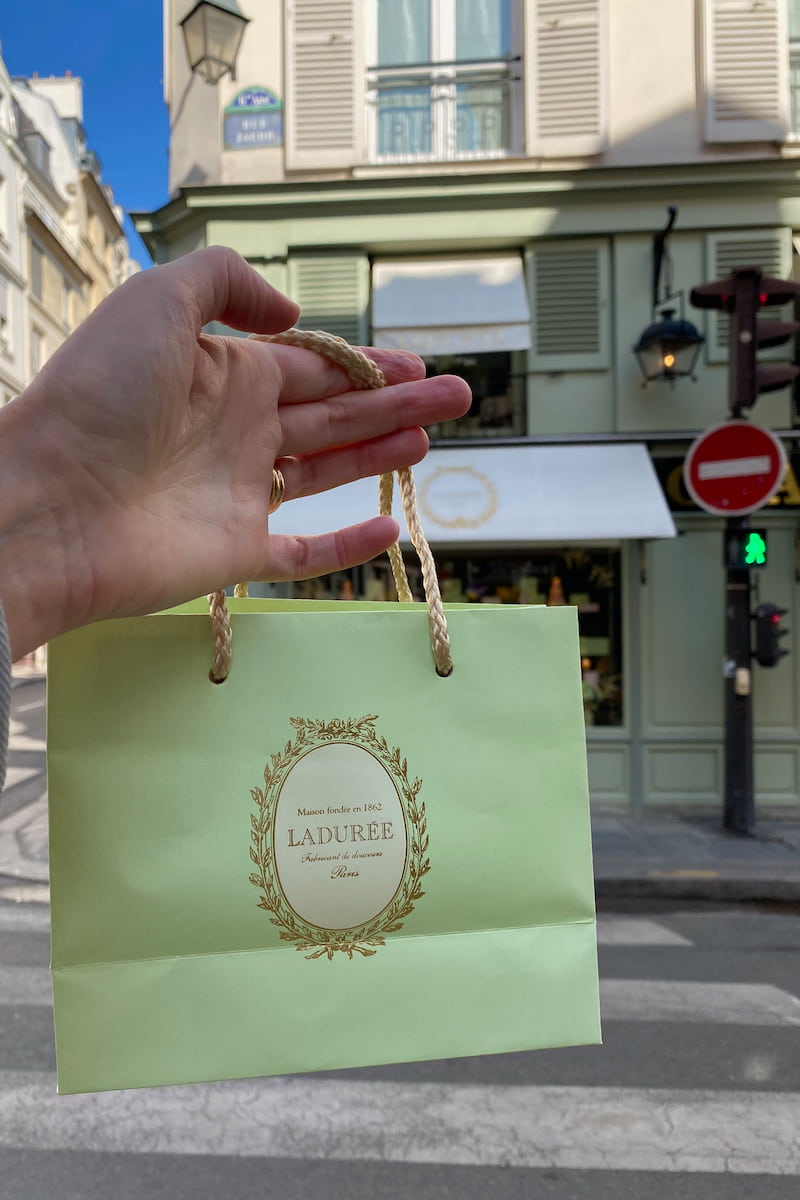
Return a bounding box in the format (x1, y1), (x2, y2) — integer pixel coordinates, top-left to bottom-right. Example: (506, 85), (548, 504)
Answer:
(47, 557), (600, 1095)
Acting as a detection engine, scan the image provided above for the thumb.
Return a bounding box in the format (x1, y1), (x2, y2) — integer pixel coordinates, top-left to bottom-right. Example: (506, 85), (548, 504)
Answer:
(163, 245), (300, 335)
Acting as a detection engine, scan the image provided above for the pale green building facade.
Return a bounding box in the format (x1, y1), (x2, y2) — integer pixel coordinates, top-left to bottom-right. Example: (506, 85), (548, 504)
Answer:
(137, 0), (800, 815)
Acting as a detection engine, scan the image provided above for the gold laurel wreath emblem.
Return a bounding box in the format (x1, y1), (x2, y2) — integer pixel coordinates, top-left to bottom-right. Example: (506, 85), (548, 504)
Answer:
(249, 716), (429, 960)
(419, 465), (498, 530)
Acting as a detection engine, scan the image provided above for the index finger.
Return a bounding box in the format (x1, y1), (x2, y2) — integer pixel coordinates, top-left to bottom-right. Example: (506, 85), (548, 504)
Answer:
(245, 336), (427, 402)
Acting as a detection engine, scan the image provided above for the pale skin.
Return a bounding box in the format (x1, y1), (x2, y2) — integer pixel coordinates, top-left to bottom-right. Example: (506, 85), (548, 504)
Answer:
(0, 247), (471, 660)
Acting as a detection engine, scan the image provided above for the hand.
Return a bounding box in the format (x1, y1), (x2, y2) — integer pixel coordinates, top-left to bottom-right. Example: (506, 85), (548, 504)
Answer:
(0, 247), (471, 657)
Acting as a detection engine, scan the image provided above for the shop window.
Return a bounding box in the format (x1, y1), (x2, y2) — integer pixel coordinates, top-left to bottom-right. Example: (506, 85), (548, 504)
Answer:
(424, 351), (526, 440)
(295, 546), (622, 727)
(434, 549), (623, 725)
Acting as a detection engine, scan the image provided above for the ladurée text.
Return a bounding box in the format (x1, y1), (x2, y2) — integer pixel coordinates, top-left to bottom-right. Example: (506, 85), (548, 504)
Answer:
(288, 822), (393, 847)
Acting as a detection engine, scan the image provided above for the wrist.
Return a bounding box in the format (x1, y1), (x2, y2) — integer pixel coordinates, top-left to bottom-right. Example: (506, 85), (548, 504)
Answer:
(0, 393), (90, 658)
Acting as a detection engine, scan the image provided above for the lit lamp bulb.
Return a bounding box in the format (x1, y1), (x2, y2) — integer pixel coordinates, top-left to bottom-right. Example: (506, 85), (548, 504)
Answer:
(663, 352), (676, 369)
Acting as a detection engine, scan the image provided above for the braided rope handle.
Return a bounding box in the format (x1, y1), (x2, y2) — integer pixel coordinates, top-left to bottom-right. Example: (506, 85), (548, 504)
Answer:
(207, 329), (452, 680)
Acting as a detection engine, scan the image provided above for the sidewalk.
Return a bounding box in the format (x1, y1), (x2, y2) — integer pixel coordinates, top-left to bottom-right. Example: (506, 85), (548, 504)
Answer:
(2, 786), (800, 905)
(592, 811), (800, 902)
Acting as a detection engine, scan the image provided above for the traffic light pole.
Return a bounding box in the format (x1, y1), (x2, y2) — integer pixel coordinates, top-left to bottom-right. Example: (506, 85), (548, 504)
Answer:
(690, 267), (800, 836)
(724, 516), (755, 834)
(723, 277), (757, 833)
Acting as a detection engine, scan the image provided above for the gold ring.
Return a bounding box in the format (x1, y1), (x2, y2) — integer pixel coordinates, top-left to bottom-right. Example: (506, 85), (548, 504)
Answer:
(269, 467), (286, 514)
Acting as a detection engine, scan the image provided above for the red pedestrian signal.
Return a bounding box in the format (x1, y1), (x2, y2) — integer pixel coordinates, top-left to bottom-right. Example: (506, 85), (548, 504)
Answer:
(753, 602), (789, 668)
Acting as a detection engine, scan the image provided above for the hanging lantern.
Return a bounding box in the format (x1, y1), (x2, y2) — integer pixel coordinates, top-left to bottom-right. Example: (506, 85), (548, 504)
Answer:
(634, 308), (705, 385)
(180, 0), (250, 85)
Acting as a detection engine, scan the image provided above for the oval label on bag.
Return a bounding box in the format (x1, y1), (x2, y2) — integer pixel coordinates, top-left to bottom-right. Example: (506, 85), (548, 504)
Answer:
(275, 742), (407, 929)
(249, 717), (429, 959)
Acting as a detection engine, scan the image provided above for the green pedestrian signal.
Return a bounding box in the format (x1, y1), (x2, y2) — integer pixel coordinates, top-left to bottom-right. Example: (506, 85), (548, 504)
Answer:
(744, 531), (767, 566)
(724, 528), (768, 569)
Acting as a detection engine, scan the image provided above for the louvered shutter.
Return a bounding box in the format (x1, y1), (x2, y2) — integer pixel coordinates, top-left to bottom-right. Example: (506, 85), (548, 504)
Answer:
(703, 0), (789, 143)
(284, 0), (365, 170)
(288, 255), (370, 344)
(524, 0), (607, 158)
(526, 240), (610, 371)
(704, 229), (793, 363)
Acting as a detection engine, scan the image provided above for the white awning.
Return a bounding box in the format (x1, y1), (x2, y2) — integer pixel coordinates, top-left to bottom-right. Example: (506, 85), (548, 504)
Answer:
(372, 256), (531, 356)
(271, 445), (677, 545)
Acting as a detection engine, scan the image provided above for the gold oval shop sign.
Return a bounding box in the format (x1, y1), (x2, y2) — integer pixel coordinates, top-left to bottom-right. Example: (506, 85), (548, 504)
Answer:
(419, 465), (498, 529)
(249, 716), (429, 959)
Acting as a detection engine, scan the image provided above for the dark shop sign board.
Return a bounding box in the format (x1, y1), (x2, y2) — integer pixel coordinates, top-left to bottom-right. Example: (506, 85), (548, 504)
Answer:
(656, 455), (800, 513)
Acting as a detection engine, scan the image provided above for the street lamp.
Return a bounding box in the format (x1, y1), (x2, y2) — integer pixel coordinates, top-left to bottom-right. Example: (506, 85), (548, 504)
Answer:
(180, 0), (250, 84)
(633, 206), (705, 386)
(633, 309), (705, 384)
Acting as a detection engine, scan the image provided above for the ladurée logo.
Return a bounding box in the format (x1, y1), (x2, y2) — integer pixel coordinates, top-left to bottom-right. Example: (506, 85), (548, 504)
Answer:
(419, 465), (498, 529)
(249, 716), (429, 960)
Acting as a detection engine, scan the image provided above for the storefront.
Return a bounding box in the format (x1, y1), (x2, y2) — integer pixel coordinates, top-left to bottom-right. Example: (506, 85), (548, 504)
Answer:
(268, 441), (677, 807)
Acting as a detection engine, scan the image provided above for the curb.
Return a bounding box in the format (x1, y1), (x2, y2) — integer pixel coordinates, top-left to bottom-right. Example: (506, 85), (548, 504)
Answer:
(595, 876), (800, 904)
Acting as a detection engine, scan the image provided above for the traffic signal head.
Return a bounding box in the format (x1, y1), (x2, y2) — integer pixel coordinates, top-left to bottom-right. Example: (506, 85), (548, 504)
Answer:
(754, 602), (789, 667)
(725, 528), (768, 568)
(690, 279), (735, 311)
(691, 272), (800, 311)
(691, 268), (800, 411)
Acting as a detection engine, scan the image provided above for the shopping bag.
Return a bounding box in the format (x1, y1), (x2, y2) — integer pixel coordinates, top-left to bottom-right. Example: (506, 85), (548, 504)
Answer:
(47, 333), (599, 1094)
(47, 581), (599, 1093)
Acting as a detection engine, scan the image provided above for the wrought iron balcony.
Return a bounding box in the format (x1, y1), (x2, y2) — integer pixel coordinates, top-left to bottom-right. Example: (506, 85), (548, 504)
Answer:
(368, 58), (520, 162)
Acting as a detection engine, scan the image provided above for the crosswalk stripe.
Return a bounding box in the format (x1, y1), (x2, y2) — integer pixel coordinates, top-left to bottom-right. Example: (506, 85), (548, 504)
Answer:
(2, 967), (799, 1028)
(0, 1071), (797, 1173)
(0, 884), (49, 906)
(596, 916), (692, 946)
(1, 766), (41, 789)
(0, 904), (49, 932)
(0, 967), (52, 1006)
(600, 979), (800, 1026)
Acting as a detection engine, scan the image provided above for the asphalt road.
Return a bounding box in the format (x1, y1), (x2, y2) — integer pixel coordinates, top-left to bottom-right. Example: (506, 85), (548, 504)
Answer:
(0, 683), (799, 1197)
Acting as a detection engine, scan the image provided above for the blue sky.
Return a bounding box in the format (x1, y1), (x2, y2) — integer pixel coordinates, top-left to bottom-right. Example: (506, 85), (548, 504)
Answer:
(1, 1), (169, 267)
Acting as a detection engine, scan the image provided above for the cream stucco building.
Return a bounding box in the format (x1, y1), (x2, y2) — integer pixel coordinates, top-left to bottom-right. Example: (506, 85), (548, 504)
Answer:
(1, 63), (137, 402)
(137, 0), (800, 816)
(0, 55), (26, 407)
(1, 57), (138, 668)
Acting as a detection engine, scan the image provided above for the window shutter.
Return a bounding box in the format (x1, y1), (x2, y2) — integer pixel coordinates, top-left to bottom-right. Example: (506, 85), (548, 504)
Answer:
(288, 254), (369, 344)
(703, 0), (788, 143)
(704, 229), (793, 363)
(526, 239), (610, 371)
(284, 0), (365, 170)
(524, 0), (607, 158)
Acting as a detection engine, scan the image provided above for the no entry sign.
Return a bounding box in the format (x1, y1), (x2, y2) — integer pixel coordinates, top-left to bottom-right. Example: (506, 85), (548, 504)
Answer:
(684, 420), (787, 516)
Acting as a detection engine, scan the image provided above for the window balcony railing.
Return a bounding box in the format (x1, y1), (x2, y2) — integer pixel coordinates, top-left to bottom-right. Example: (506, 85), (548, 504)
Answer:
(367, 58), (520, 163)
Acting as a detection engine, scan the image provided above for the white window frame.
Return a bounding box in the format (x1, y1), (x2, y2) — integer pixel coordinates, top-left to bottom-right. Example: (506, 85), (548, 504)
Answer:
(790, 0), (800, 136)
(0, 173), (8, 246)
(30, 241), (44, 302)
(0, 276), (9, 353)
(365, 0), (523, 164)
(30, 325), (44, 375)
